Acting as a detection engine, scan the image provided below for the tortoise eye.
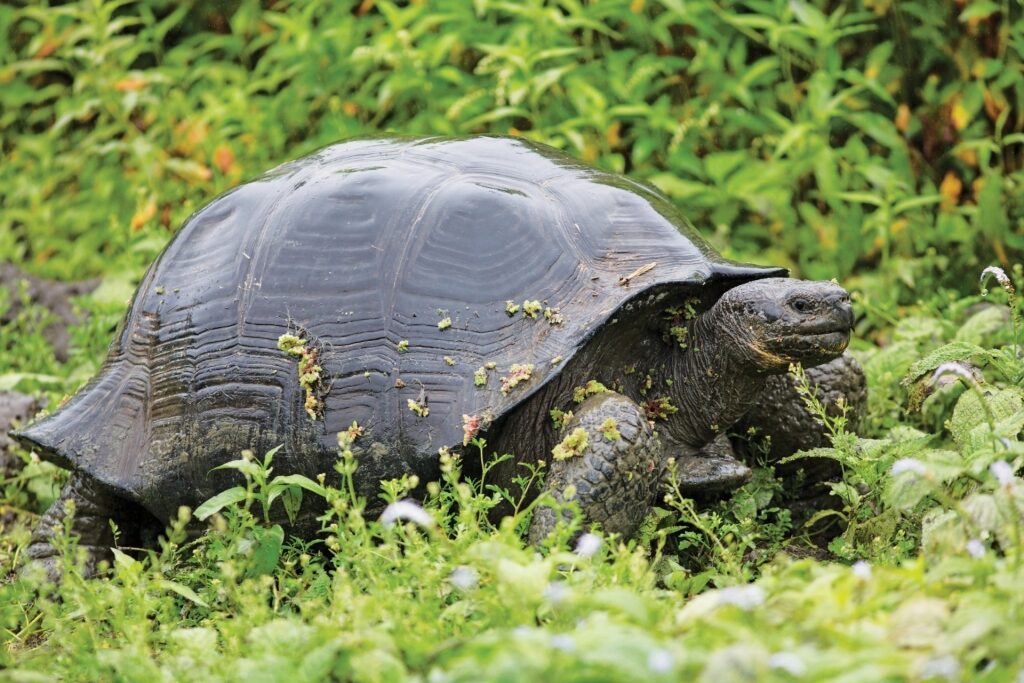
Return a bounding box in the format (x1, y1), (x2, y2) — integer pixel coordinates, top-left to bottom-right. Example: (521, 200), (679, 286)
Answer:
(791, 298), (811, 313)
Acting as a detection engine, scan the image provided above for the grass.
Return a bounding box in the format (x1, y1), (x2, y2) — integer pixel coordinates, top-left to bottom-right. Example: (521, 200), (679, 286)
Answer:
(2, 1), (1024, 680)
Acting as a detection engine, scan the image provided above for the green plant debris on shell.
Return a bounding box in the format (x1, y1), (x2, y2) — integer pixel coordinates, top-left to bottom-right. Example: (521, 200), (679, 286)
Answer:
(504, 300), (520, 315)
(552, 427), (589, 460)
(522, 300), (542, 318)
(544, 307), (563, 324)
(407, 398), (429, 417)
(438, 317), (452, 330)
(667, 325), (689, 349)
(474, 367), (488, 387)
(397, 340), (409, 353)
(643, 396), (678, 421)
(600, 417), (621, 441)
(277, 332), (322, 420)
(444, 356), (456, 366)
(500, 363), (534, 395)
(573, 380), (609, 403)
(462, 414), (482, 445)
(550, 408), (573, 430)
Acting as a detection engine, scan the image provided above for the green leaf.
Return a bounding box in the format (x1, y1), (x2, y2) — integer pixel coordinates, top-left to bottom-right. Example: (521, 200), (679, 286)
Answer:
(246, 525), (285, 578)
(269, 473), (328, 498)
(110, 547), (137, 571)
(903, 342), (991, 385)
(159, 579), (210, 608)
(194, 486), (248, 521)
(977, 171), (1009, 240)
(959, 1), (1000, 21)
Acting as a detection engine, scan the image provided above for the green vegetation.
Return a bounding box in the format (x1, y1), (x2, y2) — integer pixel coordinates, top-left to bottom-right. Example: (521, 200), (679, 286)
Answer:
(1, 0), (1023, 680)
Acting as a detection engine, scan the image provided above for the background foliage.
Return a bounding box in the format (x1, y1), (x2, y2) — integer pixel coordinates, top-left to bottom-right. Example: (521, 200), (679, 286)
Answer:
(1, 0), (1024, 681)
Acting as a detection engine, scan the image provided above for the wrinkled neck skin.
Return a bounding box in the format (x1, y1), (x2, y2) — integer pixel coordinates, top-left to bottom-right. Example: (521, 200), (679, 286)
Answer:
(661, 307), (770, 450)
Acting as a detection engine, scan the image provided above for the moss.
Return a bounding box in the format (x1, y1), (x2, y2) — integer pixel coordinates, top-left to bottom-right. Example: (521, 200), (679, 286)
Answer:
(522, 300), (542, 318)
(572, 380), (608, 404)
(552, 427), (589, 460)
(500, 363), (534, 395)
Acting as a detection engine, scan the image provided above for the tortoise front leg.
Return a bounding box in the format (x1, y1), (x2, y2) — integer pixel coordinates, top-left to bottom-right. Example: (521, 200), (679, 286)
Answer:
(667, 433), (752, 497)
(734, 352), (867, 483)
(528, 392), (663, 544)
(25, 474), (141, 580)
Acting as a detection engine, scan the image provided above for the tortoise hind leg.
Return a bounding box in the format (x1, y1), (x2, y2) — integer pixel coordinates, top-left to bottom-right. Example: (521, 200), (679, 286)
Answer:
(528, 392), (663, 544)
(26, 474), (154, 580)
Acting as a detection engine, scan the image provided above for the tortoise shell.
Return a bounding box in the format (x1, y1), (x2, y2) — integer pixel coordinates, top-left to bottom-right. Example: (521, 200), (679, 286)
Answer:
(18, 136), (783, 521)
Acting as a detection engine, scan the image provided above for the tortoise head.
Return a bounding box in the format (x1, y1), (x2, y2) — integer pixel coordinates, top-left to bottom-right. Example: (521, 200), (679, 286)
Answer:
(711, 278), (854, 373)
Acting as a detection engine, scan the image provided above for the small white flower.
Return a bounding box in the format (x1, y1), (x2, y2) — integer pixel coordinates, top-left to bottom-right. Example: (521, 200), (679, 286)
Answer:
(448, 566), (478, 591)
(980, 266), (1012, 289)
(648, 649), (674, 673)
(379, 499), (434, 528)
(891, 458), (928, 477)
(717, 584), (765, 610)
(550, 634), (575, 652)
(966, 539), (985, 559)
(544, 581), (570, 604)
(574, 532), (602, 557)
(852, 560), (872, 580)
(990, 460), (1015, 487)
(930, 363), (977, 386)
(920, 654), (960, 680)
(769, 652), (807, 677)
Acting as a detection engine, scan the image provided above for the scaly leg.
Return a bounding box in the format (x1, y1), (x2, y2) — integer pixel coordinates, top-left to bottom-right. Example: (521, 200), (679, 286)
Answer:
(528, 392), (662, 544)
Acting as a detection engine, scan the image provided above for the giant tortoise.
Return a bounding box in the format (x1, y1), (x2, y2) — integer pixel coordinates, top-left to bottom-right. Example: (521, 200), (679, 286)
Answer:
(14, 136), (863, 574)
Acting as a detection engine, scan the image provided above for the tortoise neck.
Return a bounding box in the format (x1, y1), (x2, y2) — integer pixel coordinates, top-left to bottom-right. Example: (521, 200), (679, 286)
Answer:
(664, 307), (769, 449)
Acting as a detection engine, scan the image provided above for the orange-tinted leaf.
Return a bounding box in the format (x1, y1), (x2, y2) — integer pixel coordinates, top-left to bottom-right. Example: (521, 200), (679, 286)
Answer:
(895, 104), (911, 133)
(983, 90), (1004, 122)
(213, 145), (235, 174)
(114, 78), (147, 92)
(955, 146), (978, 167)
(939, 172), (963, 210)
(950, 100), (969, 131)
(130, 198), (158, 232)
(606, 122), (621, 147)
(34, 41), (59, 59)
